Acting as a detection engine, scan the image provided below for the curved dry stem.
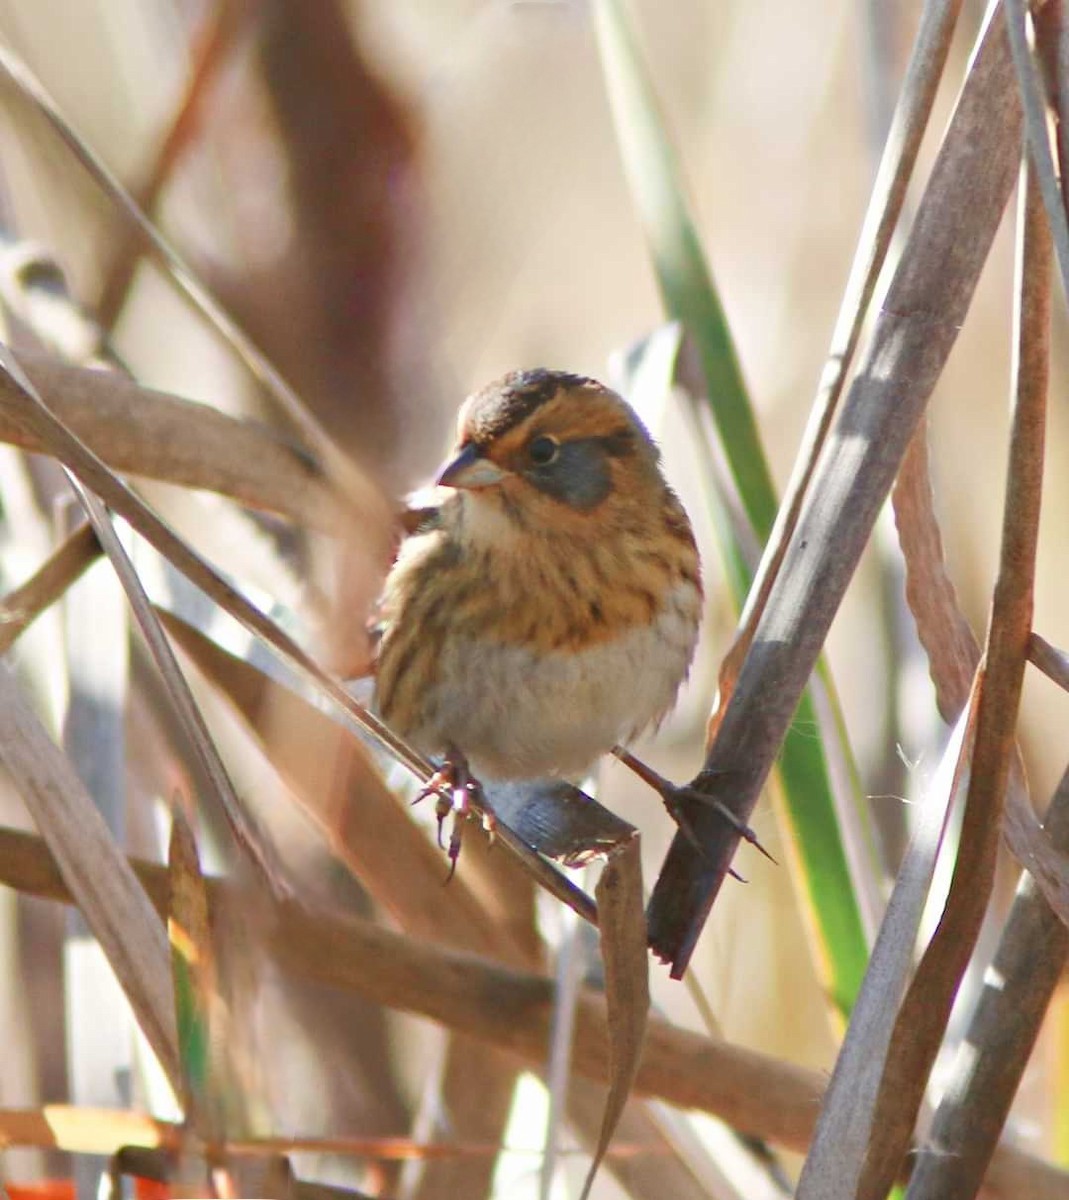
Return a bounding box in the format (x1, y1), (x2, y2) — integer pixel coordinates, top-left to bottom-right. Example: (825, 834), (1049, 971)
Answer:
(0, 824), (1065, 1199)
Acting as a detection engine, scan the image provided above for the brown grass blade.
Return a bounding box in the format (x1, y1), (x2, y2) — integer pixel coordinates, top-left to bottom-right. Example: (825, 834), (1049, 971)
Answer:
(2, 824), (1066, 1198)
(8, 348), (341, 530)
(895, 356), (1069, 935)
(893, 424), (980, 713)
(859, 157), (1051, 1200)
(64, 472), (288, 896)
(796, 695), (975, 1198)
(578, 836), (649, 1200)
(648, 0), (1025, 974)
(0, 520), (100, 654)
(907, 762), (1069, 1196)
(0, 673), (180, 1089)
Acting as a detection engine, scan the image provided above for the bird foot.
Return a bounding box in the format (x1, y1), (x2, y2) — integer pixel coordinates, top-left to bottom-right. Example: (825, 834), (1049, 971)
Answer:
(613, 748), (775, 865)
(413, 748), (494, 880)
(667, 783), (776, 863)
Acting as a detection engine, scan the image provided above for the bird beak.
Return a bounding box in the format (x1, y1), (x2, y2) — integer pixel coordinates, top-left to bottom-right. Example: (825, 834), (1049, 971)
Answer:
(436, 443), (509, 489)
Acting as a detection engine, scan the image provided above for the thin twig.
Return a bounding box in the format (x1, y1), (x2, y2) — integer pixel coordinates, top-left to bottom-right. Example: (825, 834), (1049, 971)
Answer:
(1029, 630), (1069, 690)
(97, 0), (253, 328)
(0, 521), (100, 654)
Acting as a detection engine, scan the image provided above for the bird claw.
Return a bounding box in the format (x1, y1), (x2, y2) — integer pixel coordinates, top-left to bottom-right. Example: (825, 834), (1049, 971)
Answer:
(413, 750), (490, 880)
(669, 786), (777, 865)
(613, 748), (776, 865)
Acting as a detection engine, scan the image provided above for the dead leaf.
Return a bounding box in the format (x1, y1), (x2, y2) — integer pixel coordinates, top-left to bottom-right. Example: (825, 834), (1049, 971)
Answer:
(579, 836), (649, 1200)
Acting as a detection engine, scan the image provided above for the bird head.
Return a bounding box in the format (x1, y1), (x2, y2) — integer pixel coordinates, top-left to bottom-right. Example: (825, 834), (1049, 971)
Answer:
(435, 369), (664, 542)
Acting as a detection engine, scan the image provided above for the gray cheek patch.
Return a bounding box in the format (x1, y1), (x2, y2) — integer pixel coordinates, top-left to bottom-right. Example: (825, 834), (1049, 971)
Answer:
(527, 440), (613, 510)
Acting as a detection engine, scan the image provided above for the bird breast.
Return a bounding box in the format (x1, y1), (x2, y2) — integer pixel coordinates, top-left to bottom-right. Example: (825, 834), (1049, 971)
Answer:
(404, 577), (701, 781)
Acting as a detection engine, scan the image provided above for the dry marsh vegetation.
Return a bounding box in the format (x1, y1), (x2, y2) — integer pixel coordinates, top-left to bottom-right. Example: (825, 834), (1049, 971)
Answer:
(0, 2), (1066, 1198)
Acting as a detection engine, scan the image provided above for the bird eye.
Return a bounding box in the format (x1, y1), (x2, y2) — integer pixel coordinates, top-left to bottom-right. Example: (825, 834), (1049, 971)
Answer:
(528, 435), (560, 466)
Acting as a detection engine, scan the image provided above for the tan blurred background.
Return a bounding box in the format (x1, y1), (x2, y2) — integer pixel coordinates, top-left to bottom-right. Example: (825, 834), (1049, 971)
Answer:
(0, 0), (1067, 1182)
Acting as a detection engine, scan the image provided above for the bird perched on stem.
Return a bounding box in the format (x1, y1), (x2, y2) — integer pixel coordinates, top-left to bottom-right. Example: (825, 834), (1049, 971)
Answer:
(375, 369), (756, 870)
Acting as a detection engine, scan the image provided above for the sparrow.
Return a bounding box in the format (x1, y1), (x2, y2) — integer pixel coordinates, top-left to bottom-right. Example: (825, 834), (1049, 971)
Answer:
(374, 369), (710, 866)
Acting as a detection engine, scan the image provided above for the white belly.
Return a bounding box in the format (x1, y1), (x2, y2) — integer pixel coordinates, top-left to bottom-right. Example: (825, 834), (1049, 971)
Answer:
(413, 581), (700, 780)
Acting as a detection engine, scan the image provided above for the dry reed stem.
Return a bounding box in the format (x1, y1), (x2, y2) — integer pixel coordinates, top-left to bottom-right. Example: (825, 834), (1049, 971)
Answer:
(893, 425), (980, 710)
(0, 826), (1065, 1197)
(860, 157), (1051, 1200)
(907, 765), (1069, 1196)
(579, 838), (649, 1200)
(796, 695), (977, 1198)
(649, 0), (1027, 973)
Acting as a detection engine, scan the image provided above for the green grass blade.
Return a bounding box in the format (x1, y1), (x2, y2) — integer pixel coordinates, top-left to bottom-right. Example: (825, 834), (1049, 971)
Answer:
(593, 0), (777, 543)
(593, 0), (872, 1016)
